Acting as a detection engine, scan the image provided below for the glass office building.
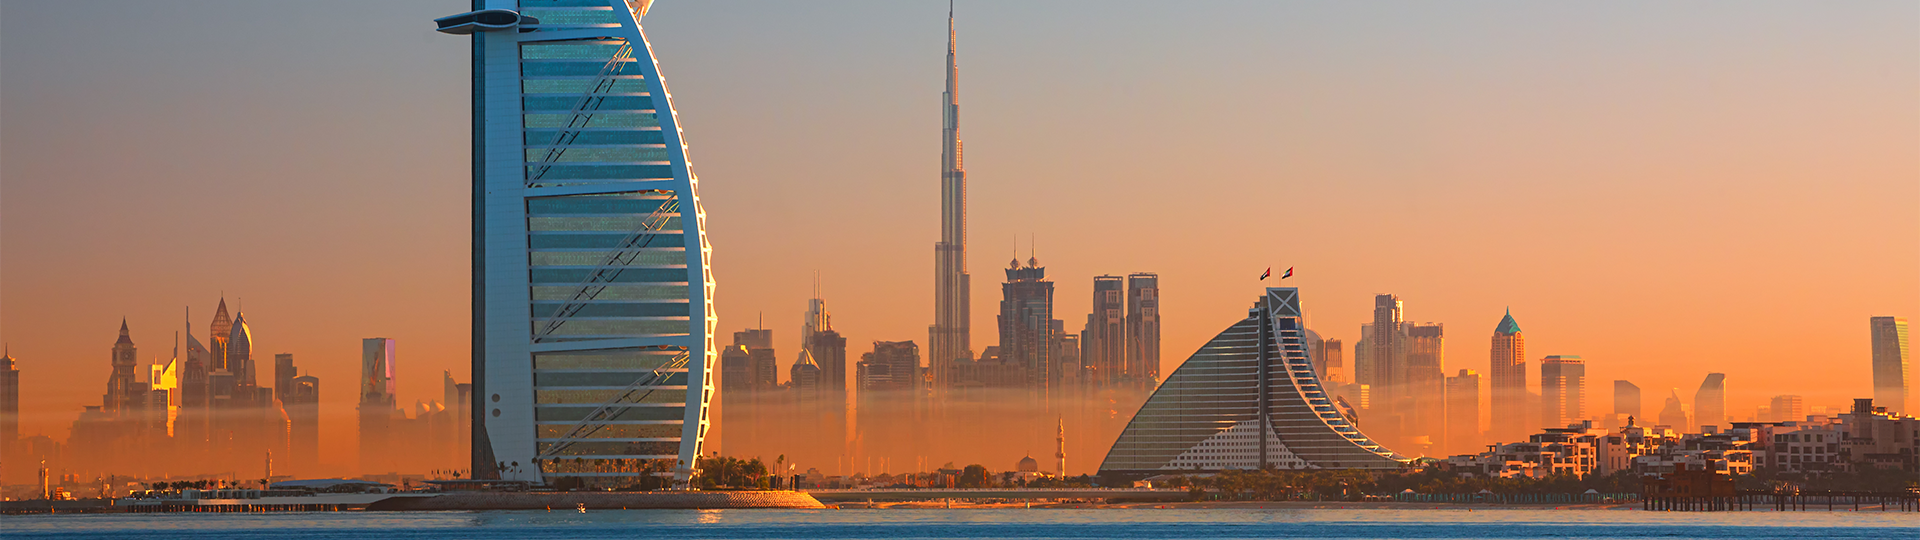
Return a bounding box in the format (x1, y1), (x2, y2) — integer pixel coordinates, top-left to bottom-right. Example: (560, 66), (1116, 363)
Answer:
(1099, 288), (1407, 475)
(438, 0), (715, 487)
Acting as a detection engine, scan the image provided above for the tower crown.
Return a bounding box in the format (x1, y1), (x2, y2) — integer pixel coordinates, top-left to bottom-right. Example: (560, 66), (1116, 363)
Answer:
(1495, 309), (1522, 335)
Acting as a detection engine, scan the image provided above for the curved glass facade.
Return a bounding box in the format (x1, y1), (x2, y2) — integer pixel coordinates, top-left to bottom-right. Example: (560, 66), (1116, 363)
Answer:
(448, 0), (714, 488)
(1099, 288), (1406, 474)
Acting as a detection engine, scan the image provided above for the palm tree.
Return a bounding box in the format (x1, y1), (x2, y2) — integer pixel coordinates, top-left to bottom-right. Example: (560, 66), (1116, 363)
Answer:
(775, 455), (787, 490)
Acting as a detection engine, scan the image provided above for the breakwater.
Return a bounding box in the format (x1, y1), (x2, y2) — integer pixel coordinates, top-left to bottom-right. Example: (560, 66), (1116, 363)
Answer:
(365, 491), (824, 510)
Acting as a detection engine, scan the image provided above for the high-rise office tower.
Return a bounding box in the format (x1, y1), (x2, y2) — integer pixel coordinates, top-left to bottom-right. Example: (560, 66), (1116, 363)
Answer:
(811, 330), (848, 396)
(1054, 334), (1081, 389)
(1657, 389), (1690, 429)
(999, 257), (1056, 393)
(1489, 310), (1526, 441)
(791, 351), (823, 406)
(273, 354), (318, 475)
(105, 320), (141, 417)
(720, 346), (751, 392)
(801, 290), (829, 356)
(717, 343), (755, 459)
(1444, 369), (1480, 455)
(1, 348), (18, 451)
(286, 370), (319, 477)
(1354, 324), (1378, 394)
(1612, 380), (1641, 426)
(274, 354), (297, 403)
(1083, 275), (1125, 387)
(1870, 317), (1910, 414)
(180, 310), (210, 466)
(1404, 323), (1445, 449)
(228, 313), (255, 390)
(1539, 355), (1584, 428)
(147, 355), (178, 437)
(436, 1), (717, 486)
(800, 288), (841, 420)
(809, 328), (850, 454)
(359, 338), (396, 475)
(1770, 395), (1805, 423)
(1694, 373), (1726, 430)
(210, 299), (232, 372)
(1368, 295), (1405, 411)
(1125, 273), (1161, 388)
(733, 328), (778, 391)
(442, 370), (470, 469)
(929, 7), (972, 393)
(1315, 339), (1346, 384)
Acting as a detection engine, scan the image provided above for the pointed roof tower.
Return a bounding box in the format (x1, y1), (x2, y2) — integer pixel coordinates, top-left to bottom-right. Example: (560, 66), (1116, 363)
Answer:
(1495, 308), (1522, 335)
(116, 318), (134, 345)
(210, 297), (234, 340)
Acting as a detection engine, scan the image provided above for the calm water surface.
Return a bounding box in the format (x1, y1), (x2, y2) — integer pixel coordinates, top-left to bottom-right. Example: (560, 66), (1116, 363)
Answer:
(2, 508), (1916, 539)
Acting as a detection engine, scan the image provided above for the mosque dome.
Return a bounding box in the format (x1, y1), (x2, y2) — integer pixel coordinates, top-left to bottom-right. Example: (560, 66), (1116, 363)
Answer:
(1016, 454), (1039, 473)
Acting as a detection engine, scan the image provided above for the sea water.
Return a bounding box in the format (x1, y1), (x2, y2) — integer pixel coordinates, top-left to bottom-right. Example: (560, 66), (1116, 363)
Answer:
(2, 508), (1915, 539)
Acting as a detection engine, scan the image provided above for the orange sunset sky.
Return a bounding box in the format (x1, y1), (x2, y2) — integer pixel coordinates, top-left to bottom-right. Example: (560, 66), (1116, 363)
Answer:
(2, 1), (1916, 469)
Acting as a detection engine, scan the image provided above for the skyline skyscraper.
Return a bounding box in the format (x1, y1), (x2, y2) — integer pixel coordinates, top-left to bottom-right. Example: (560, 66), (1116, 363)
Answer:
(1404, 323), (1445, 451)
(210, 299), (232, 373)
(1125, 273), (1161, 389)
(1870, 316), (1910, 414)
(1082, 275), (1125, 388)
(1, 347), (18, 453)
(1540, 355), (1585, 428)
(999, 257), (1057, 395)
(1367, 295), (1405, 414)
(1314, 338), (1345, 384)
(1444, 369), (1480, 455)
(359, 338), (397, 475)
(929, 7), (972, 393)
(1489, 309), (1527, 441)
(1658, 389), (1690, 429)
(1770, 394), (1805, 423)
(286, 368), (320, 477)
(1694, 373), (1726, 430)
(179, 308), (210, 471)
(105, 320), (140, 417)
(438, 0), (717, 486)
(1612, 380), (1641, 427)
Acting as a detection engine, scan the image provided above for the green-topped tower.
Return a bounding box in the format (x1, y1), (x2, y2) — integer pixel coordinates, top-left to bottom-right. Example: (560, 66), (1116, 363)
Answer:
(1490, 308), (1527, 442)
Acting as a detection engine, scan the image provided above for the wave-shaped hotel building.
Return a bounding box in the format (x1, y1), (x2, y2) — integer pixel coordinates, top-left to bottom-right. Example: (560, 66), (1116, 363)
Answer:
(437, 0), (714, 487)
(1099, 288), (1410, 476)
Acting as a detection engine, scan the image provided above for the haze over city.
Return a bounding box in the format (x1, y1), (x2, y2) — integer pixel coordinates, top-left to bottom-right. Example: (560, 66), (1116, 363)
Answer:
(1, 0), (1915, 485)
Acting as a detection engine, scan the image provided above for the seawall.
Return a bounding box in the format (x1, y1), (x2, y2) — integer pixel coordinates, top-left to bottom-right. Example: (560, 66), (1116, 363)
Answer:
(366, 491), (825, 511)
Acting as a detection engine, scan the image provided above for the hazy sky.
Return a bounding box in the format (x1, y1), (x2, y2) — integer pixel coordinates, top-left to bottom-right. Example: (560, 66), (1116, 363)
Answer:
(3, 1), (1916, 462)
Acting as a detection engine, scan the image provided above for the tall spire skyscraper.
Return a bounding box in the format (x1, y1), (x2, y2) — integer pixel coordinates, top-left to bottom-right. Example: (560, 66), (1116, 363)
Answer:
(930, 6), (971, 392)
(1490, 309), (1527, 442)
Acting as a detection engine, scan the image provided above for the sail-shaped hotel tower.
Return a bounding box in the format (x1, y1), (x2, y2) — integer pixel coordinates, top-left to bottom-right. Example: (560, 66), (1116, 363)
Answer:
(437, 0), (715, 487)
(1099, 288), (1409, 476)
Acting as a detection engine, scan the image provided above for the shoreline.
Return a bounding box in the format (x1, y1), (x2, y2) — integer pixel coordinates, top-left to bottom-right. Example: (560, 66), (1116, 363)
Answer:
(834, 500), (1643, 510)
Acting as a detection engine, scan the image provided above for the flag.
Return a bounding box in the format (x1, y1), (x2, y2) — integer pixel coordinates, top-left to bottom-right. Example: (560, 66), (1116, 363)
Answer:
(1282, 267), (1293, 279)
(1260, 267), (1271, 280)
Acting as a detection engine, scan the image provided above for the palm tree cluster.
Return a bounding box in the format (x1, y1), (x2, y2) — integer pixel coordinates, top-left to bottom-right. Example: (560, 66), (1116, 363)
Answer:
(693, 456), (769, 490)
